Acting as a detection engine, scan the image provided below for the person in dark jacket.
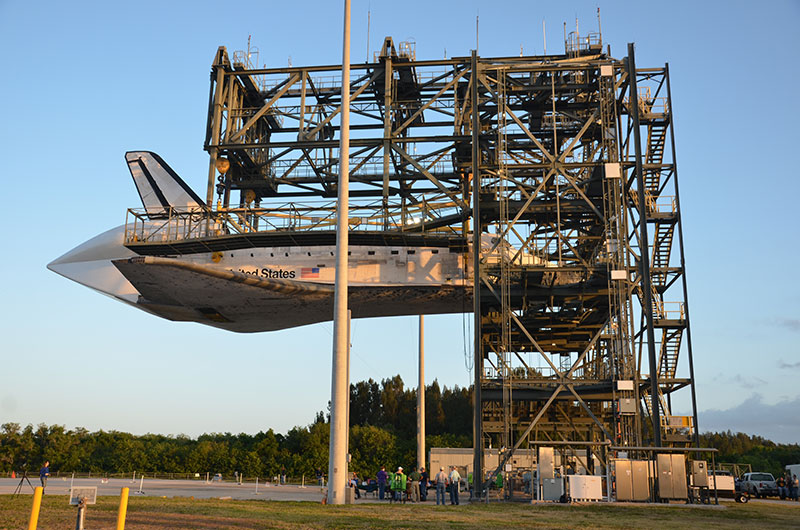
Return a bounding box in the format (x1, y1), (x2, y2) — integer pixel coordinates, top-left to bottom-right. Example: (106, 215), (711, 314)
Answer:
(39, 461), (50, 493)
(377, 466), (388, 500)
(420, 467), (429, 501)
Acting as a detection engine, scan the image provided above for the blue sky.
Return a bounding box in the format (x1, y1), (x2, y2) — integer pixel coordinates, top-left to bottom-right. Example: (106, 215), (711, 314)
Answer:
(1, 1), (798, 443)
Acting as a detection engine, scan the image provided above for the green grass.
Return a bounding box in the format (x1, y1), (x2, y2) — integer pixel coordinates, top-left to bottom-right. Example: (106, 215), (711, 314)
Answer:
(1, 495), (799, 529)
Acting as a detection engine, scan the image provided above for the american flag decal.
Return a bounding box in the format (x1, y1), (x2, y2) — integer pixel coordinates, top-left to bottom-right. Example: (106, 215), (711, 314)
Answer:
(301, 267), (320, 279)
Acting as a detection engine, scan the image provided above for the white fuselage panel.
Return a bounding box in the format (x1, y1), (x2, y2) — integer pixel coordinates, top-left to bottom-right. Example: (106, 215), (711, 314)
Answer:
(183, 245), (466, 287)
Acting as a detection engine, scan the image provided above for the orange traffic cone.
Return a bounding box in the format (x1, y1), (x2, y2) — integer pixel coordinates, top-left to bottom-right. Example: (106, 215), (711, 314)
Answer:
(11, 471), (15, 479)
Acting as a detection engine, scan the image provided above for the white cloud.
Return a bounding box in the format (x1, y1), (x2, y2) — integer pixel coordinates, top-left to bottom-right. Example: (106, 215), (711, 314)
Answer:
(699, 394), (800, 444)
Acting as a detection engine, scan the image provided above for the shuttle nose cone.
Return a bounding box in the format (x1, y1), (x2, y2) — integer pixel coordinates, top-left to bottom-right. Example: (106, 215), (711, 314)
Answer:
(48, 225), (139, 301)
(49, 225), (132, 269)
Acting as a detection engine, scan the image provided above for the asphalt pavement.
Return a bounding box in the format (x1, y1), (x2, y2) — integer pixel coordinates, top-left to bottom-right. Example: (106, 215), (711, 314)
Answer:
(0, 477), (330, 502)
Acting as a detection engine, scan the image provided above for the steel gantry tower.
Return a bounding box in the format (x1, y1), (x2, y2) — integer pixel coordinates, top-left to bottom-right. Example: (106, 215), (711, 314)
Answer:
(202, 35), (698, 495)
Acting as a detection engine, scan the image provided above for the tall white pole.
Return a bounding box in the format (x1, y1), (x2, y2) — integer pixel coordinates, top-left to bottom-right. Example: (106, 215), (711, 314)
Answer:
(417, 315), (425, 472)
(327, 0), (351, 505)
(346, 309), (351, 477)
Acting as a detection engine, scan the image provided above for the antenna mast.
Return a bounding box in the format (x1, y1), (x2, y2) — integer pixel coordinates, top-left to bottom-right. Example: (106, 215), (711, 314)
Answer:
(543, 19), (547, 55)
(597, 7), (603, 43)
(476, 15), (479, 53)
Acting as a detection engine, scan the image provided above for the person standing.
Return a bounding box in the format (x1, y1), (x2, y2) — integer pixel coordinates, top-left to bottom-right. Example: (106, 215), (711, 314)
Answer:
(449, 466), (461, 505)
(350, 472), (361, 499)
(435, 467), (448, 505)
(391, 467), (407, 502)
(377, 466), (388, 500)
(409, 467), (421, 502)
(316, 468), (324, 487)
(420, 466), (429, 502)
(792, 474), (799, 501)
(39, 461), (50, 493)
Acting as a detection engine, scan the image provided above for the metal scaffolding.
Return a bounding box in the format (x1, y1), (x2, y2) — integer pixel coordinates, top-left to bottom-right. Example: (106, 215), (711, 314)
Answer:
(201, 35), (698, 497)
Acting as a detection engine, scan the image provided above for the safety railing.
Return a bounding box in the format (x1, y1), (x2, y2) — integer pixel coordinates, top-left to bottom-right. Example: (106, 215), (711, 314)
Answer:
(624, 87), (669, 119)
(232, 46), (272, 93)
(638, 86), (669, 119)
(373, 40), (417, 63)
(398, 41), (416, 61)
(565, 32), (602, 56)
(267, 155), (454, 180)
(124, 198), (465, 245)
(642, 194), (676, 216)
(233, 47), (259, 71)
(630, 190), (676, 217)
(652, 301), (685, 322)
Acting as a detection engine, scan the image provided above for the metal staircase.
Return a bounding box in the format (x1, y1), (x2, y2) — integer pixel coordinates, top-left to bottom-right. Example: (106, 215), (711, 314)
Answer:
(645, 124), (668, 192)
(658, 328), (684, 380)
(628, 78), (697, 445)
(651, 220), (676, 288)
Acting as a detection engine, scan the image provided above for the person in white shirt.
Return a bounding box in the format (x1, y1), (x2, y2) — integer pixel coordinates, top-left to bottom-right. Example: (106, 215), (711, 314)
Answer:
(448, 466), (461, 505)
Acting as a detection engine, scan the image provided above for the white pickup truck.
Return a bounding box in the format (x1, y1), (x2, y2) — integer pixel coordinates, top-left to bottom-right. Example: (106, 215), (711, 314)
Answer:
(740, 472), (778, 498)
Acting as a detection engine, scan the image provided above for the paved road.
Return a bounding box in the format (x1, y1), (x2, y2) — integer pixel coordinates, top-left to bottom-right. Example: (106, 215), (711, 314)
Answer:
(0, 477), (331, 502)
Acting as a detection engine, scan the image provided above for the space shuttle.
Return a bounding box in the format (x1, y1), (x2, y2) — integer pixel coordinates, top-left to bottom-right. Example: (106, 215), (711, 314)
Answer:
(48, 152), (473, 332)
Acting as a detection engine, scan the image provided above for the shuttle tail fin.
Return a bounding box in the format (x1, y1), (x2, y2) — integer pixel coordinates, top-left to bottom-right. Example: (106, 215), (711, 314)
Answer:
(125, 151), (205, 213)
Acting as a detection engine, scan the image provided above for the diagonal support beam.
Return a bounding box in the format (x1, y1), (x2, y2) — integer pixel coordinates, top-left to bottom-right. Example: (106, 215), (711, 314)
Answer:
(303, 69), (382, 141)
(555, 162), (606, 222)
(510, 311), (564, 379)
(506, 107), (554, 163)
(565, 323), (608, 379)
(482, 169), (556, 258)
(512, 384), (565, 450)
(230, 74), (300, 143)
(566, 384), (614, 441)
(392, 144), (468, 209)
(394, 69), (468, 135)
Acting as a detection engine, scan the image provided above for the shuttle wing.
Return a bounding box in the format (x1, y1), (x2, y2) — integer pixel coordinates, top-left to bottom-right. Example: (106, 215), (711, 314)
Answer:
(113, 256), (335, 332)
(112, 256), (468, 333)
(125, 151), (205, 214)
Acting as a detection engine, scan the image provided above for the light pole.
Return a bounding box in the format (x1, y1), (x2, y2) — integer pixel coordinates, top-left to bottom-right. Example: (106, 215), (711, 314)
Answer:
(327, 0), (352, 505)
(418, 315), (426, 472)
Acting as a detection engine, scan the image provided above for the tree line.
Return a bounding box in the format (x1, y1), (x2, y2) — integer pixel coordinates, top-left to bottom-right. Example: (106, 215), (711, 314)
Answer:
(0, 376), (471, 481)
(1, 376), (797, 481)
(699, 431), (799, 477)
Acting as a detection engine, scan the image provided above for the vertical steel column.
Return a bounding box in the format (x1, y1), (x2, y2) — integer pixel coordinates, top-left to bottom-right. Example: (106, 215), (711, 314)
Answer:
(665, 64), (700, 446)
(627, 43), (661, 447)
(206, 52), (227, 207)
(383, 54), (393, 224)
(327, 0), (352, 505)
(417, 315), (426, 472)
(471, 50), (483, 497)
